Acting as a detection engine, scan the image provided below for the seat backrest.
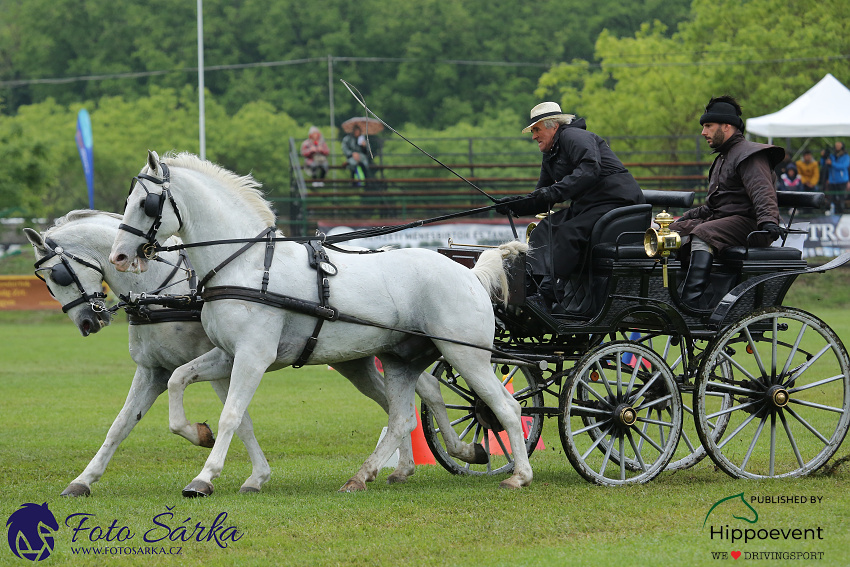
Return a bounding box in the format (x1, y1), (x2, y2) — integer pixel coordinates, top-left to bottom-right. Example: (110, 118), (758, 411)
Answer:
(589, 204), (652, 247)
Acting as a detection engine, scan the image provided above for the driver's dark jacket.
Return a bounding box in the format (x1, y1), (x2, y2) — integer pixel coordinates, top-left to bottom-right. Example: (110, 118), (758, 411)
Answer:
(530, 119), (644, 279)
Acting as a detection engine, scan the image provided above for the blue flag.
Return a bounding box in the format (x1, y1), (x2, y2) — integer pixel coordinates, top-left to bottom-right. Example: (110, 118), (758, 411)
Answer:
(75, 109), (94, 209)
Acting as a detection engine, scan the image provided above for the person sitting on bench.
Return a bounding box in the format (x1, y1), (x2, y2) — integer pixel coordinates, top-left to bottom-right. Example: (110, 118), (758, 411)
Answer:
(496, 101), (644, 314)
(670, 95), (785, 309)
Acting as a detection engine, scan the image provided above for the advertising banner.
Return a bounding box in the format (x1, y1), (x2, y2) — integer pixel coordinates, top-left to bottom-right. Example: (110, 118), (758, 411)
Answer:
(317, 221), (531, 251)
(0, 275), (60, 310)
(75, 109), (95, 209)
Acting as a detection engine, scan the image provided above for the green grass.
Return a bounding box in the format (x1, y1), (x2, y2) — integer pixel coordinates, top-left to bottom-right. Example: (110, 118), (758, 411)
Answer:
(1, 311), (849, 567)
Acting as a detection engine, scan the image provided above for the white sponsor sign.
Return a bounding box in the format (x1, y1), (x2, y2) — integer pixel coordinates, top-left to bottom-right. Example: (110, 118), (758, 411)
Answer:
(319, 222), (531, 250)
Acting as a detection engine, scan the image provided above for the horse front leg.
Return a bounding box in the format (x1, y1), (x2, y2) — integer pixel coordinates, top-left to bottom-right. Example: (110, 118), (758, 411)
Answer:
(167, 348), (234, 447)
(208, 379), (271, 493)
(62, 366), (166, 497)
(182, 348), (274, 497)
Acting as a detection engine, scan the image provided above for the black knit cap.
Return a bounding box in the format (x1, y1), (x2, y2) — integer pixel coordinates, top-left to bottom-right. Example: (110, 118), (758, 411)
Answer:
(700, 96), (745, 131)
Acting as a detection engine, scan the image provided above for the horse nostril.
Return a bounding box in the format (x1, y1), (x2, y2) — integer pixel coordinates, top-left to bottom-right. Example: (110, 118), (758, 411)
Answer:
(114, 253), (127, 264)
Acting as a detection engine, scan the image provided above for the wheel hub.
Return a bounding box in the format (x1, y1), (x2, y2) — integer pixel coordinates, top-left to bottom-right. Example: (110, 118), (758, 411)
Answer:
(767, 385), (790, 408)
(474, 399), (503, 432)
(615, 404), (638, 426)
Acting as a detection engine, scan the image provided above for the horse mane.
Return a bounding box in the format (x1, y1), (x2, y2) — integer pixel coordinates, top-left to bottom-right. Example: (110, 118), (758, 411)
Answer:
(44, 210), (123, 238)
(160, 152), (276, 227)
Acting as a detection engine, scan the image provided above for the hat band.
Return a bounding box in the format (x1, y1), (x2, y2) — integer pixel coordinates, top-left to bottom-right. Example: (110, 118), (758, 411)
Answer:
(529, 110), (564, 124)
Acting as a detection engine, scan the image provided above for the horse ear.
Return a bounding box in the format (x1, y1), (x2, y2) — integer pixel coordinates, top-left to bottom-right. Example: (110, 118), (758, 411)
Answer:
(147, 150), (161, 174)
(23, 227), (45, 250)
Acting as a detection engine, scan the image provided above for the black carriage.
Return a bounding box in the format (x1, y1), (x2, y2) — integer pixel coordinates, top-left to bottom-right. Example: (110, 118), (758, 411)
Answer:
(424, 190), (850, 485)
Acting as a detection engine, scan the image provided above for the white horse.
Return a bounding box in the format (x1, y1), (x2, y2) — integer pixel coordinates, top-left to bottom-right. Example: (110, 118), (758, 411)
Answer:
(109, 151), (532, 494)
(25, 211), (271, 495)
(26, 210), (478, 495)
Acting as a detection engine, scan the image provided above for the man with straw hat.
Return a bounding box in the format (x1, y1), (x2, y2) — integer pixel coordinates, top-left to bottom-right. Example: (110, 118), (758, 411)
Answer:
(496, 102), (644, 314)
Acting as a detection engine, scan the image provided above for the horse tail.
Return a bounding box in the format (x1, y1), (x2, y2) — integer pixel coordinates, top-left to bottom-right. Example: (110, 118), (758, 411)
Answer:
(471, 241), (529, 306)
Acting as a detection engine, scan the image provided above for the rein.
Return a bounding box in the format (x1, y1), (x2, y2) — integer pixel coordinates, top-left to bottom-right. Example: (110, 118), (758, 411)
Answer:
(117, 159), (536, 365)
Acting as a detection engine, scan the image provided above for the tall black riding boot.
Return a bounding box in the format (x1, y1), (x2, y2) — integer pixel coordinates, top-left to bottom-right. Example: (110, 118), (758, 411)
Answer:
(680, 250), (713, 309)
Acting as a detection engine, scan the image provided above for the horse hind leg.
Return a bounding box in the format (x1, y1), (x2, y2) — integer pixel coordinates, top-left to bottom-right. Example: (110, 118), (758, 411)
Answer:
(416, 369), (489, 465)
(339, 358), (420, 492)
(444, 351), (533, 489)
(332, 358), (417, 485)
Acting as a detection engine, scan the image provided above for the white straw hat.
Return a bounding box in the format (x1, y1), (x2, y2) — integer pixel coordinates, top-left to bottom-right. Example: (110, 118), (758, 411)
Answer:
(521, 102), (575, 133)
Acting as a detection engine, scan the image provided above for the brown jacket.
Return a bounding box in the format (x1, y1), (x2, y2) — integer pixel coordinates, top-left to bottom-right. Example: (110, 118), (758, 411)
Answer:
(671, 132), (784, 251)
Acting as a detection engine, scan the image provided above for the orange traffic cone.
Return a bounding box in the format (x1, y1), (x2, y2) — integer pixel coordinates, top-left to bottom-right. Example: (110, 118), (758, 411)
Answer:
(411, 409), (436, 465)
(376, 408), (436, 468)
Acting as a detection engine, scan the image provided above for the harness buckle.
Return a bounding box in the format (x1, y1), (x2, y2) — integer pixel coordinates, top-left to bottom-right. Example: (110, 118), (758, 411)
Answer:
(142, 243), (159, 260)
(316, 305), (339, 321)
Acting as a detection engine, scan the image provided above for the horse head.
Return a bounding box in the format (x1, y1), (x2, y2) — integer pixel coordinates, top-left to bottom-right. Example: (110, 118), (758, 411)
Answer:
(25, 221), (113, 336)
(110, 150), (181, 273)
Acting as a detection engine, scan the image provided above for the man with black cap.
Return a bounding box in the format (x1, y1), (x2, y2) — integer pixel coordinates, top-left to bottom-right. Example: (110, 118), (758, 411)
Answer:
(496, 102), (644, 313)
(670, 95), (785, 309)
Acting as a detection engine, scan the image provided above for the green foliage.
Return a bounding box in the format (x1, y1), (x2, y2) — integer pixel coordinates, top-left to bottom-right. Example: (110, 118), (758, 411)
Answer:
(537, 0), (850, 159)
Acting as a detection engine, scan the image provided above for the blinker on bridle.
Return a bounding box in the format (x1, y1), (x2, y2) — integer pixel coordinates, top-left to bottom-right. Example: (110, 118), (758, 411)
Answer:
(117, 162), (183, 259)
(33, 238), (108, 313)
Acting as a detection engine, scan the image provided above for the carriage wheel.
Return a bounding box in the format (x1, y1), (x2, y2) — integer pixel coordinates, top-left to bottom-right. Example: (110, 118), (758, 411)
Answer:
(694, 307), (850, 479)
(630, 334), (732, 471)
(559, 341), (682, 485)
(421, 360), (544, 476)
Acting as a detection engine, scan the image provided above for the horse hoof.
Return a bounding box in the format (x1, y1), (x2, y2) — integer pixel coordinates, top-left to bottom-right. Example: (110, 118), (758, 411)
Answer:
(60, 483), (91, 497)
(196, 422), (215, 448)
(182, 479), (214, 498)
(386, 471), (409, 484)
(498, 477), (529, 490)
(239, 486), (261, 494)
(338, 479), (367, 492)
(471, 443), (490, 464)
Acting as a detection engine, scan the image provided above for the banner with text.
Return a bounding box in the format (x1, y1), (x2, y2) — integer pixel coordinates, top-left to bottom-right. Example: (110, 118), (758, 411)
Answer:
(318, 221), (531, 251)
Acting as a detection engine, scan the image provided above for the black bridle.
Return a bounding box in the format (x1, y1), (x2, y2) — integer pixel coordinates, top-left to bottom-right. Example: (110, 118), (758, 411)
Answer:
(33, 238), (108, 313)
(117, 162), (184, 260)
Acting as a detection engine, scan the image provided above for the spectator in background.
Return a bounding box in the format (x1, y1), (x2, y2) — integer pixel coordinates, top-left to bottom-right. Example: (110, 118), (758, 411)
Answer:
(795, 150), (819, 191)
(780, 164), (802, 191)
(773, 151), (793, 190)
(300, 126), (330, 186)
(819, 147), (832, 193)
(341, 124), (372, 184)
(824, 141), (850, 215)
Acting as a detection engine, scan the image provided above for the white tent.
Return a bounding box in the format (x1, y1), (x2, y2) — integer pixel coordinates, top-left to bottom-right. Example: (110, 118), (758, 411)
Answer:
(746, 73), (850, 141)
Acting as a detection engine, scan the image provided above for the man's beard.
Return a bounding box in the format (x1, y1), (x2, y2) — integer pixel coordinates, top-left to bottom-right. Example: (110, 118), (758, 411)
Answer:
(707, 128), (726, 149)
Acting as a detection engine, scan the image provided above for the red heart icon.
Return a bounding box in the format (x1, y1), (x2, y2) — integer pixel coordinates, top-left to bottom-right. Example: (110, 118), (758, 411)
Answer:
(731, 551), (742, 560)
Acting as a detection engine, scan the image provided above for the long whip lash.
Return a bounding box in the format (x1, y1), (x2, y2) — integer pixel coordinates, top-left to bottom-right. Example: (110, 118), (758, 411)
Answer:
(341, 80), (519, 238)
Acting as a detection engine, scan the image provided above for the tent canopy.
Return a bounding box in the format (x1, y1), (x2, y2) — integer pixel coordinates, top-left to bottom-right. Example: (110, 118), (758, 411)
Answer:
(746, 74), (850, 139)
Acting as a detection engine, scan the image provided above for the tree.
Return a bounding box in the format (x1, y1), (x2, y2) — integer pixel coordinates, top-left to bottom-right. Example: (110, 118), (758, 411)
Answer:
(536, 0), (850, 157)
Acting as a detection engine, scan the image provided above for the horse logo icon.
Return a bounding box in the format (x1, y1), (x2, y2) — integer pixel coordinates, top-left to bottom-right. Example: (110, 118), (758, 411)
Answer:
(6, 503), (59, 561)
(703, 492), (759, 527)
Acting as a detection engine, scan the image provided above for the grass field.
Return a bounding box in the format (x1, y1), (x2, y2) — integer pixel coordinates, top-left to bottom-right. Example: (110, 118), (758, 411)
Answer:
(1, 259), (849, 566)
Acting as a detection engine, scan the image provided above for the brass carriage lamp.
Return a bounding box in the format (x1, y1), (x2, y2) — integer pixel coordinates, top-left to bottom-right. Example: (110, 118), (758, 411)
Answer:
(644, 211), (681, 288)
